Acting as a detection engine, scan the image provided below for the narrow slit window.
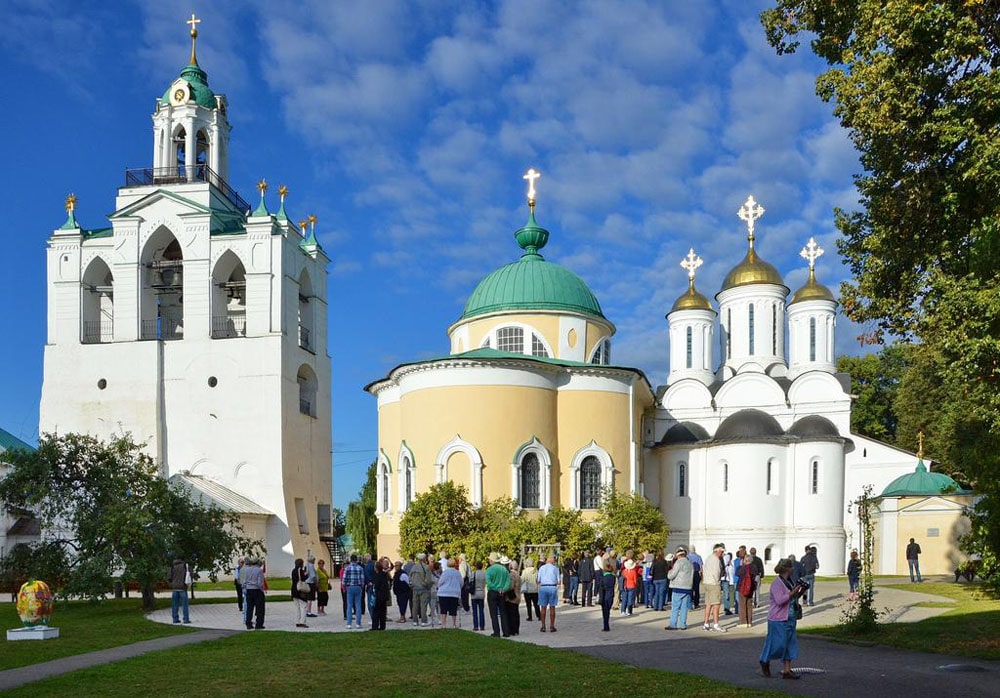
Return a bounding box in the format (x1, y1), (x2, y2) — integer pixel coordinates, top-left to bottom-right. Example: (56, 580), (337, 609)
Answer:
(809, 317), (817, 361)
(685, 326), (693, 369)
(748, 304), (755, 355)
(811, 460), (819, 494)
(678, 462), (687, 497)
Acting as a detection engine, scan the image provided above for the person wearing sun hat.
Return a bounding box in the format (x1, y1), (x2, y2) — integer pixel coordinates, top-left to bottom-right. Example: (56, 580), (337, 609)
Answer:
(701, 544), (727, 633)
(665, 546), (694, 630)
(621, 558), (641, 615)
(485, 552), (512, 637)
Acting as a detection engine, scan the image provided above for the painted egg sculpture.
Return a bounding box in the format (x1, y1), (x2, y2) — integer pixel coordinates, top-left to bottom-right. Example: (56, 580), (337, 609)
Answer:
(16, 580), (54, 627)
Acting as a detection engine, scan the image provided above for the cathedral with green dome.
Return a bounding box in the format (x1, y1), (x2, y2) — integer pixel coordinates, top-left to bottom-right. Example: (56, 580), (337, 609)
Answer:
(367, 176), (969, 576)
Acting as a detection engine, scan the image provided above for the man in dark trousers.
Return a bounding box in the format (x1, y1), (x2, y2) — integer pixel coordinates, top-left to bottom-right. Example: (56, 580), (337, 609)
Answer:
(800, 546), (819, 606)
(906, 538), (923, 583)
(485, 552), (512, 637)
(578, 551), (595, 606)
(242, 557), (266, 630)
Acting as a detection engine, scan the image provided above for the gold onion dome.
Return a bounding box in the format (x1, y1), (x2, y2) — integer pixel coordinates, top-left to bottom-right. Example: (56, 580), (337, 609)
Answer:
(790, 269), (835, 304)
(719, 248), (786, 291)
(789, 237), (835, 304)
(719, 195), (786, 293)
(671, 283), (713, 312)
(670, 249), (714, 313)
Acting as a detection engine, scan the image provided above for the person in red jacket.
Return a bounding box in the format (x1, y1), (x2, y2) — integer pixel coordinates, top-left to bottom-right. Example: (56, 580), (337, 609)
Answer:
(621, 558), (641, 615)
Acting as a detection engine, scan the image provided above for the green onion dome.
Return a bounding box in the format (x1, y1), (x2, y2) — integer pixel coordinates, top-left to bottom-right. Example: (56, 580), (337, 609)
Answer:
(461, 210), (604, 320)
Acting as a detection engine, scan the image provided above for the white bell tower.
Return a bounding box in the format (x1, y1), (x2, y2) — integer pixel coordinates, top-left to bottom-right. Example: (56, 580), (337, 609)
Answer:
(39, 15), (332, 574)
(151, 14), (230, 182)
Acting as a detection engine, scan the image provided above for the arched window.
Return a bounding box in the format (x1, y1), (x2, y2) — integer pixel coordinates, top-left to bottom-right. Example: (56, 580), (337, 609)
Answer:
(726, 309), (732, 359)
(81, 258), (114, 344)
(297, 364), (318, 417)
(590, 338), (611, 365)
(580, 456), (602, 509)
(678, 462), (687, 497)
(497, 326), (524, 353)
(685, 326), (693, 369)
(748, 303), (755, 355)
(140, 228), (184, 341)
(531, 333), (549, 358)
(174, 126), (187, 174)
(195, 129), (209, 175)
(809, 317), (817, 361)
(520, 453), (540, 509)
(211, 251), (247, 339)
(722, 462), (729, 493)
(811, 460), (820, 494)
(772, 305), (778, 354)
(298, 270), (314, 352)
(403, 456), (413, 508)
(377, 460), (390, 514)
(766, 458), (778, 495)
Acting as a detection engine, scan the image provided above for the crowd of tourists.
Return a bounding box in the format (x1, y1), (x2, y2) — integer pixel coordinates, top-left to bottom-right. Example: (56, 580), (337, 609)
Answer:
(224, 543), (841, 680)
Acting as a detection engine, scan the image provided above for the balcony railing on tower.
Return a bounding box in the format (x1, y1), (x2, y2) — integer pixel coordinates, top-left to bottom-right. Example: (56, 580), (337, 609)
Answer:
(124, 164), (250, 213)
(298, 325), (314, 353)
(141, 316), (183, 341)
(212, 314), (247, 339)
(82, 320), (114, 344)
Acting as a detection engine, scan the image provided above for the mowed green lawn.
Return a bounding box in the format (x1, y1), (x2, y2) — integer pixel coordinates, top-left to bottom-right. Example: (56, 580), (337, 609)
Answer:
(804, 582), (1000, 660)
(2, 630), (784, 698)
(1, 598), (193, 671)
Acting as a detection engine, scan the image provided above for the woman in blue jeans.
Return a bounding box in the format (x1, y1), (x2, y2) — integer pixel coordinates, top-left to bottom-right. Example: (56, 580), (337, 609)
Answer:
(470, 561), (487, 631)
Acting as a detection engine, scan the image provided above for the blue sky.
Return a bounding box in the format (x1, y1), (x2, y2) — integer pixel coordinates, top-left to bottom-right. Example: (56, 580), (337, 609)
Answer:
(0, 0), (868, 510)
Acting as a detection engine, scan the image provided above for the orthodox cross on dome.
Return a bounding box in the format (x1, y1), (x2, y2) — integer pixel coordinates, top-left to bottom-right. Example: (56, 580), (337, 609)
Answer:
(186, 13), (202, 65)
(800, 236), (824, 270)
(523, 167), (541, 210)
(680, 248), (703, 288)
(257, 179), (267, 194)
(917, 430), (925, 459)
(299, 219), (308, 236)
(65, 193), (77, 213)
(278, 185), (288, 202)
(308, 214), (317, 233)
(737, 195), (765, 248)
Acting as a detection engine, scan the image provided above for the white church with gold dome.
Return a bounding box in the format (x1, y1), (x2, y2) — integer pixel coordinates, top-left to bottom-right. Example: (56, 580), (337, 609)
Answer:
(368, 174), (930, 574)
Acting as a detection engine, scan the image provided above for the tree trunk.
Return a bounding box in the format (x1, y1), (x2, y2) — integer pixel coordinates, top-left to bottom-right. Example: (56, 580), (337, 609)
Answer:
(141, 582), (156, 610)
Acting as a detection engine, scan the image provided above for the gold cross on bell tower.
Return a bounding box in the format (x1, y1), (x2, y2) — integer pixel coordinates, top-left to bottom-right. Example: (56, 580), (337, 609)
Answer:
(187, 13), (202, 66)
(737, 195), (765, 248)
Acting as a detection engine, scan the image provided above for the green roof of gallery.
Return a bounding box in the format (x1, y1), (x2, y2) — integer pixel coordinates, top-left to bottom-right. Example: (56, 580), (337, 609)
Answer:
(460, 209), (605, 320)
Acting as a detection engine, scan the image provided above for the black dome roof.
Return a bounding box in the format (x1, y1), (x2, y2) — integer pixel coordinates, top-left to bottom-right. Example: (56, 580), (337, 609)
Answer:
(788, 415), (840, 439)
(715, 409), (784, 441)
(660, 422), (710, 445)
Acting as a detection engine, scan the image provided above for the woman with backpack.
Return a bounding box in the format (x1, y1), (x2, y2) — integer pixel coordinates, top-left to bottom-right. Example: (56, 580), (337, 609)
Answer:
(735, 553), (756, 627)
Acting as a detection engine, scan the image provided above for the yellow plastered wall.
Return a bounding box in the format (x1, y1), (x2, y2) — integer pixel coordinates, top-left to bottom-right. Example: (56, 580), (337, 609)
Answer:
(374, 380), (644, 558)
(893, 496), (974, 575)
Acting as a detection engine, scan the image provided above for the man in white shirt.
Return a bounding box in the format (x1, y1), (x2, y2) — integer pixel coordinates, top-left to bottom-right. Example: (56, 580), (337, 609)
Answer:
(536, 555), (561, 632)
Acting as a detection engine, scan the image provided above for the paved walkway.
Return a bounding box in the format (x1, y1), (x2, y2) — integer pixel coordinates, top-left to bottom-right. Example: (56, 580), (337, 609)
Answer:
(1, 577), (993, 694)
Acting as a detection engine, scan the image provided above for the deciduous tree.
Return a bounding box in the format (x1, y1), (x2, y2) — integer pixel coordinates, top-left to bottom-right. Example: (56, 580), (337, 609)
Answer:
(0, 433), (263, 608)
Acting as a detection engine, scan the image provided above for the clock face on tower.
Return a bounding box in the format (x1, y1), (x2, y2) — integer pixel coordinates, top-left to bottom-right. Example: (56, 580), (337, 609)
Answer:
(171, 85), (189, 105)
